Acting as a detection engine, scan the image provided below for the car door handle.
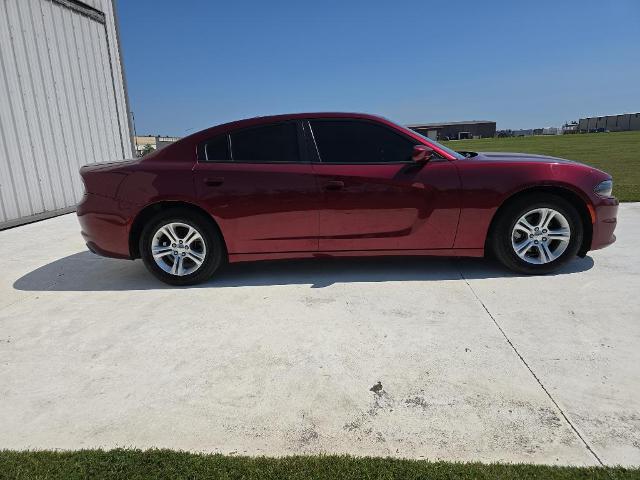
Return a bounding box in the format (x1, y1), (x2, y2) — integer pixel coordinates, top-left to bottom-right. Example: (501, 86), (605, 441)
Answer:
(204, 177), (224, 187)
(324, 180), (344, 191)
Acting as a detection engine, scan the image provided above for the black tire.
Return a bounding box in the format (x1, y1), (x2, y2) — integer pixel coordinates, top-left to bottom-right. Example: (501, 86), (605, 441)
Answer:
(139, 208), (224, 286)
(489, 193), (584, 274)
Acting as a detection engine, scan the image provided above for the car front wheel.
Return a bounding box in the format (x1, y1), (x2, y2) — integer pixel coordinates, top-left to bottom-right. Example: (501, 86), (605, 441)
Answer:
(140, 209), (223, 285)
(490, 194), (584, 274)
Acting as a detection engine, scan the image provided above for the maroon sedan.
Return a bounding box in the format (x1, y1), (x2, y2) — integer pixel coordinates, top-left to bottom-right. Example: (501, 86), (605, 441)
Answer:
(77, 113), (618, 285)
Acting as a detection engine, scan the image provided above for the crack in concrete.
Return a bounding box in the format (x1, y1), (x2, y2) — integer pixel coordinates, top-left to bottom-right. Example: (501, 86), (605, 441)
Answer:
(457, 263), (606, 468)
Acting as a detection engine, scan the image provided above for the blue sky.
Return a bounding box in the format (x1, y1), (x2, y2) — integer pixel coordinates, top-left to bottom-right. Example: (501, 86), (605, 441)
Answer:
(117, 0), (640, 136)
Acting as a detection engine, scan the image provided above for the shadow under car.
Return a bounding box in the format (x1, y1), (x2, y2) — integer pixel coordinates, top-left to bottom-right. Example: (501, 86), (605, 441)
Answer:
(13, 251), (595, 292)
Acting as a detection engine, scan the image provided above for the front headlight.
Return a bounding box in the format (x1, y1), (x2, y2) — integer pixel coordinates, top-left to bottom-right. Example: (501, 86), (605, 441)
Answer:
(594, 179), (613, 198)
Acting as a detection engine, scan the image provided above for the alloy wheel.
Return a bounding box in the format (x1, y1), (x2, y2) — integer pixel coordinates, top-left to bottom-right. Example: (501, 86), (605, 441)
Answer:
(511, 208), (571, 264)
(151, 222), (207, 276)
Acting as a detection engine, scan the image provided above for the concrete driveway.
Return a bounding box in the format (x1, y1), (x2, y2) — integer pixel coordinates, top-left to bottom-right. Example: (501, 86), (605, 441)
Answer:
(1, 204), (639, 467)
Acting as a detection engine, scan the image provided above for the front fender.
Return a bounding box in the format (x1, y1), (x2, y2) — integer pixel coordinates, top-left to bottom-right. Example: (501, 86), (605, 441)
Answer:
(452, 160), (599, 249)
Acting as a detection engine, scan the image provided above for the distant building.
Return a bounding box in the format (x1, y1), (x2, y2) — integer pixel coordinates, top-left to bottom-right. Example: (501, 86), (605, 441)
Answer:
(562, 121), (579, 134)
(156, 136), (181, 150)
(512, 129), (534, 137)
(510, 127), (559, 136)
(578, 113), (640, 133)
(406, 120), (496, 140)
(134, 135), (181, 156)
(500, 124), (574, 137)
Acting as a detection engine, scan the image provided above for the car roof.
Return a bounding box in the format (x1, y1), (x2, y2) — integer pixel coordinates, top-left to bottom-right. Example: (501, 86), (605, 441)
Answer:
(151, 112), (456, 162)
(184, 112), (391, 143)
(219, 111), (387, 126)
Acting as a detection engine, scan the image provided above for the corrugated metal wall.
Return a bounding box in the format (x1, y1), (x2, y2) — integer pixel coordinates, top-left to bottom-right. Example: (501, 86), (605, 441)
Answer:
(0, 0), (132, 228)
(579, 113), (640, 132)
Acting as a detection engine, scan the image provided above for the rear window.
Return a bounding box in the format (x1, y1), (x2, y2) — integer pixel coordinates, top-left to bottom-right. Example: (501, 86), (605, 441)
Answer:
(201, 135), (230, 161)
(231, 123), (299, 163)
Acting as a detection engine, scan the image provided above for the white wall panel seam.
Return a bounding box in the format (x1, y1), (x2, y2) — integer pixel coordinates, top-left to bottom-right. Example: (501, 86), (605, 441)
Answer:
(68, 7), (99, 196)
(102, 20), (125, 159)
(109, 0), (134, 156)
(47, 1), (82, 201)
(76, 13), (103, 166)
(94, 24), (120, 160)
(5, 0), (46, 213)
(88, 15), (114, 164)
(69, 10), (99, 174)
(37, 0), (76, 206)
(63, 0), (95, 197)
(0, 42), (21, 221)
(105, 0), (131, 157)
(27, 0), (67, 212)
(99, 5), (127, 159)
(57, 1), (94, 187)
(102, 0), (130, 157)
(0, 98), (19, 221)
(15, 0), (58, 211)
(81, 16), (110, 163)
(11, 0), (50, 212)
(70, 11), (102, 172)
(0, 119), (11, 220)
(88, 21), (116, 161)
(0, 1), (37, 216)
(40, 0), (78, 201)
(94, 19), (121, 161)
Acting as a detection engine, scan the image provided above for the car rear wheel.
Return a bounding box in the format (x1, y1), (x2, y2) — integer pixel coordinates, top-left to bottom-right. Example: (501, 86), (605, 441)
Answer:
(140, 209), (223, 285)
(490, 194), (584, 274)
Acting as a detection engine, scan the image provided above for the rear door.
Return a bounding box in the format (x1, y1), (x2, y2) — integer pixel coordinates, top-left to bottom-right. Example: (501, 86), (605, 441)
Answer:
(193, 121), (319, 254)
(308, 119), (460, 252)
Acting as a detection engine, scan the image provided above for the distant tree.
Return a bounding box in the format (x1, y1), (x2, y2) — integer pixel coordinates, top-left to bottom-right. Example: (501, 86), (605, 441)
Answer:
(496, 129), (513, 138)
(140, 144), (155, 157)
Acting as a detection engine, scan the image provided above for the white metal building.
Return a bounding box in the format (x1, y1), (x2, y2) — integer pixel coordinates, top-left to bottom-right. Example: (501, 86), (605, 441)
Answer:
(0, 0), (133, 229)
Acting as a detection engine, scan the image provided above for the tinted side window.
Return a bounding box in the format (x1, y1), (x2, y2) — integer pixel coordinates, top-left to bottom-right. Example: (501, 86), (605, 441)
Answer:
(310, 120), (415, 163)
(202, 135), (230, 161)
(231, 123), (299, 162)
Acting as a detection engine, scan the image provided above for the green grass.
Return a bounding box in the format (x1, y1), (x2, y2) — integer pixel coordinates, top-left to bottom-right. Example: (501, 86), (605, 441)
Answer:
(442, 131), (640, 202)
(1, 450), (639, 480)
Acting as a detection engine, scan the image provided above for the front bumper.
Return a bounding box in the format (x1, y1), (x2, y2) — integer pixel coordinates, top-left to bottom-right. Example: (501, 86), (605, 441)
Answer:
(77, 193), (134, 259)
(590, 196), (618, 251)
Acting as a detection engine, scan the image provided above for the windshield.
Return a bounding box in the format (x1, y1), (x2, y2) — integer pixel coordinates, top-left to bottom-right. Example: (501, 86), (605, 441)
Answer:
(407, 129), (466, 160)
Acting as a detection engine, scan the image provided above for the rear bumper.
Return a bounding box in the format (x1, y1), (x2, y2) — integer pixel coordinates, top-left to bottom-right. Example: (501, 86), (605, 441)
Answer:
(77, 193), (133, 259)
(590, 197), (618, 251)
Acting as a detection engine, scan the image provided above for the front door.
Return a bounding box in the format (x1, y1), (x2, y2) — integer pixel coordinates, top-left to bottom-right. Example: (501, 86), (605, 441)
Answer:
(194, 121), (319, 254)
(308, 119), (460, 252)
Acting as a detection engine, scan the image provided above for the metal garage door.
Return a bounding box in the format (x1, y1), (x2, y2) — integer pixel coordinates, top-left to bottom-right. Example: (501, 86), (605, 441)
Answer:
(0, 0), (133, 229)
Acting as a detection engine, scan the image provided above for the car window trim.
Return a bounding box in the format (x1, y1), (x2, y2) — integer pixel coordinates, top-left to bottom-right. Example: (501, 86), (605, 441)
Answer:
(306, 117), (446, 164)
(197, 133), (232, 163)
(302, 120), (322, 163)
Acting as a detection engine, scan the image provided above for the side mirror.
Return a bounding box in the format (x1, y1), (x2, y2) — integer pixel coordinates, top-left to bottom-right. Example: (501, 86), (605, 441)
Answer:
(412, 145), (434, 163)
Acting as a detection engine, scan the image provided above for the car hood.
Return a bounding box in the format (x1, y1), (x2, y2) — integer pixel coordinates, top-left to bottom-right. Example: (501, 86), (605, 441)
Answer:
(472, 152), (578, 164)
